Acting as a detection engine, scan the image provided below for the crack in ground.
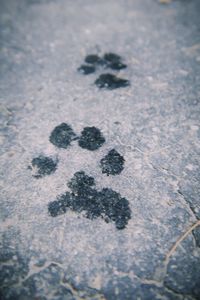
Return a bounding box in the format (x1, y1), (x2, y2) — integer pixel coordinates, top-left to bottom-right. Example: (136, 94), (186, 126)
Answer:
(1, 260), (105, 300)
(164, 284), (197, 300)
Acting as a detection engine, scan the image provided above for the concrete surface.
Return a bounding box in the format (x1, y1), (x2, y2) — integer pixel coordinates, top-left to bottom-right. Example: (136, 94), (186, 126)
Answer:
(0, 0), (200, 299)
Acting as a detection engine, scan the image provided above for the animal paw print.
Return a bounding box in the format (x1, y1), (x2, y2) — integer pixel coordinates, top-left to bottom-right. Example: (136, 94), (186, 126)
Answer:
(78, 52), (130, 90)
(29, 123), (131, 230)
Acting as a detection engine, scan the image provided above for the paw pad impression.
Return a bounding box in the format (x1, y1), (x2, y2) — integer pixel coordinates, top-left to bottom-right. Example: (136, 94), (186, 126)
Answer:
(49, 123), (77, 149)
(100, 149), (125, 175)
(29, 155), (58, 179)
(48, 171), (131, 230)
(78, 126), (105, 151)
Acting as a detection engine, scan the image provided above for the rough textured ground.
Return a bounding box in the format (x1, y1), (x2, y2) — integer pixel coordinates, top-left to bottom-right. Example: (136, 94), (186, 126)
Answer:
(0, 0), (200, 299)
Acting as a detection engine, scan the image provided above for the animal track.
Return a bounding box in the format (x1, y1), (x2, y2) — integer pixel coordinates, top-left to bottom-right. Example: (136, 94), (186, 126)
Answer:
(29, 123), (131, 230)
(78, 52), (130, 90)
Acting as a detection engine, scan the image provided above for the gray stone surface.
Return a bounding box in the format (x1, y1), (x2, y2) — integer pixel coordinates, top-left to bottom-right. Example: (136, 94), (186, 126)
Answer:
(0, 0), (200, 299)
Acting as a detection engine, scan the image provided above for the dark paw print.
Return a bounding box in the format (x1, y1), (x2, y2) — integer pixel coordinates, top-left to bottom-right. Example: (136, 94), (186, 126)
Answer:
(78, 52), (130, 90)
(29, 123), (131, 230)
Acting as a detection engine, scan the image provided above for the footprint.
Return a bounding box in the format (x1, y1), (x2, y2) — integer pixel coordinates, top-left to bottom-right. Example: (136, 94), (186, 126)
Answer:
(29, 123), (131, 230)
(78, 52), (130, 89)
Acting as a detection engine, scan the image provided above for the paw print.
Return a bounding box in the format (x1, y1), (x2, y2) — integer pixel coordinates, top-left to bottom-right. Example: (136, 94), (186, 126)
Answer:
(78, 52), (130, 90)
(29, 123), (131, 230)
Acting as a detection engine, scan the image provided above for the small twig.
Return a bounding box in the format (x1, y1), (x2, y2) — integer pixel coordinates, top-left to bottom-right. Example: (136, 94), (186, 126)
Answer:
(166, 220), (200, 261)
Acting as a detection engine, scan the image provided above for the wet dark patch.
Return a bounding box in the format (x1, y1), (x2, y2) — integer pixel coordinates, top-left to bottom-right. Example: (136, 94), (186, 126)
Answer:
(78, 52), (130, 89)
(49, 123), (77, 149)
(114, 121), (121, 125)
(103, 53), (127, 70)
(100, 149), (125, 175)
(78, 126), (105, 151)
(85, 54), (103, 65)
(48, 192), (72, 217)
(67, 171), (95, 195)
(78, 65), (95, 75)
(108, 62), (127, 70)
(95, 73), (130, 90)
(98, 188), (131, 229)
(83, 52), (127, 70)
(103, 52), (122, 63)
(29, 155), (57, 178)
(48, 171), (131, 229)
